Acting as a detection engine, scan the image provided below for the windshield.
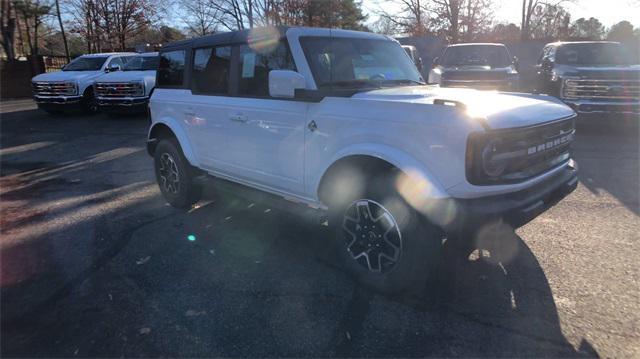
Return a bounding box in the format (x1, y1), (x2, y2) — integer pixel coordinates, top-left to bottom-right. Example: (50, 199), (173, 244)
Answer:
(123, 56), (159, 71)
(442, 45), (511, 67)
(63, 56), (108, 71)
(556, 43), (632, 65)
(300, 36), (424, 89)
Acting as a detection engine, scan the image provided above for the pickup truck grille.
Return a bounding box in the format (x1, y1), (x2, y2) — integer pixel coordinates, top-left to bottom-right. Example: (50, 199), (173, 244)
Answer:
(32, 81), (77, 96)
(562, 79), (640, 101)
(95, 82), (144, 97)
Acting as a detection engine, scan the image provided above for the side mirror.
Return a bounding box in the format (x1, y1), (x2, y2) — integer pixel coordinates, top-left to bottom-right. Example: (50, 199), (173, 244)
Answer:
(432, 57), (439, 66)
(106, 64), (121, 72)
(513, 56), (519, 71)
(542, 57), (554, 69)
(269, 70), (306, 98)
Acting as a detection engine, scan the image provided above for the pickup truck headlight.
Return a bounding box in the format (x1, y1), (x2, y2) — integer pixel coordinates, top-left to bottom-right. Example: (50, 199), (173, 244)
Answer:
(130, 81), (145, 97)
(63, 81), (78, 95)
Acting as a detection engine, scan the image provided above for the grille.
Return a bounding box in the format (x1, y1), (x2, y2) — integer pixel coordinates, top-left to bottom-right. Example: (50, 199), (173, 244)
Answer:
(32, 81), (77, 96)
(562, 78), (640, 101)
(467, 118), (575, 185)
(95, 82), (144, 97)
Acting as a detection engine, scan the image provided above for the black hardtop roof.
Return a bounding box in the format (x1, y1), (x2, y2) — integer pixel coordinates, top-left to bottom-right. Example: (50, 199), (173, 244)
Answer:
(161, 26), (290, 52)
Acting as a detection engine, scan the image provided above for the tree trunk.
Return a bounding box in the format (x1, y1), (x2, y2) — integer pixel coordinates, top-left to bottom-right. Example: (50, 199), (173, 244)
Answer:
(54, 0), (69, 60)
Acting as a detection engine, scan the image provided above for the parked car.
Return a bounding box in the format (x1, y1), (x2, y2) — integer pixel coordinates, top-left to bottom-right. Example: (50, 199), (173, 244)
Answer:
(428, 43), (520, 91)
(402, 44), (424, 73)
(147, 27), (577, 293)
(534, 41), (640, 114)
(94, 52), (158, 113)
(31, 52), (136, 114)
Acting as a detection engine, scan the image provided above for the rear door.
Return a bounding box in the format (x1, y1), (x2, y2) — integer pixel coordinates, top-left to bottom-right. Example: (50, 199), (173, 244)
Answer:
(187, 46), (233, 170)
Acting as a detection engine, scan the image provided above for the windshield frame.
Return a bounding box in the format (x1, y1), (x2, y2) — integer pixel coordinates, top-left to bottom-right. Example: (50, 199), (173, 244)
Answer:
(122, 56), (159, 71)
(62, 56), (109, 71)
(441, 45), (512, 68)
(299, 36), (425, 91)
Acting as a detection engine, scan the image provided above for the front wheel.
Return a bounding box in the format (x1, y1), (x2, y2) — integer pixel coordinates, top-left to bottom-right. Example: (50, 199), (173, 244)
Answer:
(329, 172), (443, 294)
(82, 89), (99, 114)
(153, 138), (202, 209)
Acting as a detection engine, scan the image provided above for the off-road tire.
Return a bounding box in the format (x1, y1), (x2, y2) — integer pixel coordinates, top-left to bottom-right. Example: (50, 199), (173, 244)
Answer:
(154, 138), (202, 209)
(329, 170), (442, 294)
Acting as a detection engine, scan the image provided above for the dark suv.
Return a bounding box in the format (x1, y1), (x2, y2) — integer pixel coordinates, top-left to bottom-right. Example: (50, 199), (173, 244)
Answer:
(428, 43), (520, 91)
(534, 41), (640, 114)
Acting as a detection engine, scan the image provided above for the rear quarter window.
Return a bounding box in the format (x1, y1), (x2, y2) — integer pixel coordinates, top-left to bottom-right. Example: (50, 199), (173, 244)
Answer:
(158, 50), (186, 88)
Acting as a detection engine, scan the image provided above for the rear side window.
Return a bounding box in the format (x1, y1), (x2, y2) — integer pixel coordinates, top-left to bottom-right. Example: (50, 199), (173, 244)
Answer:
(237, 41), (296, 97)
(158, 50), (186, 87)
(191, 46), (231, 95)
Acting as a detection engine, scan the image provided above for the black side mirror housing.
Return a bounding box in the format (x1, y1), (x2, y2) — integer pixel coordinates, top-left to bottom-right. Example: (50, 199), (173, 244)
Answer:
(432, 57), (439, 66)
(513, 56), (519, 71)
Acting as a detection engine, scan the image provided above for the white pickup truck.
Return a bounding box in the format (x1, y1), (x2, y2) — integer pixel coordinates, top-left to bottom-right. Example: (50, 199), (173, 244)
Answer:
(31, 52), (135, 114)
(147, 27), (578, 293)
(94, 52), (158, 113)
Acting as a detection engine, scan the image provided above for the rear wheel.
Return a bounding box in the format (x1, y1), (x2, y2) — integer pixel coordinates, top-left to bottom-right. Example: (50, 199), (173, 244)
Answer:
(329, 171), (442, 294)
(153, 138), (202, 209)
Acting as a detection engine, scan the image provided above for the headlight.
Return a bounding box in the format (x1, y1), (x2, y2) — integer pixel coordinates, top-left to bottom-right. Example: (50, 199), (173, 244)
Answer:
(64, 81), (78, 95)
(481, 138), (508, 177)
(131, 81), (145, 96)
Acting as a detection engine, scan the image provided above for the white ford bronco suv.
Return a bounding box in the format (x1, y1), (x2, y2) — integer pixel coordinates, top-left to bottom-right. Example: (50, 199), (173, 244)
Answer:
(31, 52), (135, 114)
(148, 27), (578, 293)
(94, 52), (158, 113)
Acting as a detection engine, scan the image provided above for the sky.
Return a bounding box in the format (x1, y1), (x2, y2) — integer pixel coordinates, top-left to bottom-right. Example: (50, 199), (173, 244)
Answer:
(362, 0), (640, 28)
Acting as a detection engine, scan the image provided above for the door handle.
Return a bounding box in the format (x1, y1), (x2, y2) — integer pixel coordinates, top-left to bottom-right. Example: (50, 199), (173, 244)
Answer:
(229, 114), (248, 123)
(184, 111), (196, 116)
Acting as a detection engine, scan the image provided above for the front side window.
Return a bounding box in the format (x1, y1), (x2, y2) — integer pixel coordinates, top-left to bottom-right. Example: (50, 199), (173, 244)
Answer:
(300, 36), (424, 90)
(441, 45), (512, 68)
(237, 41), (296, 97)
(123, 56), (159, 71)
(158, 50), (186, 87)
(63, 56), (108, 71)
(192, 46), (231, 94)
(108, 57), (125, 68)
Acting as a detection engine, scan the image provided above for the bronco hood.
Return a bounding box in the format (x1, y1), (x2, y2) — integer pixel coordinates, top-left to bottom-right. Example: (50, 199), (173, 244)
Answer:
(351, 86), (575, 129)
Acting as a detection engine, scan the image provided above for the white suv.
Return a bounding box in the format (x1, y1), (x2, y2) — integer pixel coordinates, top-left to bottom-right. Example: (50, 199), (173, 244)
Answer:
(148, 27), (578, 293)
(31, 52), (136, 114)
(94, 52), (158, 113)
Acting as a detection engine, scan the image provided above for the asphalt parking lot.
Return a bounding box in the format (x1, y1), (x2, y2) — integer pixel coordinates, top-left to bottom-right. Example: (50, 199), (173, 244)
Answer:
(1, 99), (638, 357)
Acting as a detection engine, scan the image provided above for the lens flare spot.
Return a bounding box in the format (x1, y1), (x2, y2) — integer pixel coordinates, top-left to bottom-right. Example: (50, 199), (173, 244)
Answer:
(187, 235), (196, 241)
(395, 170), (457, 227)
(248, 26), (280, 54)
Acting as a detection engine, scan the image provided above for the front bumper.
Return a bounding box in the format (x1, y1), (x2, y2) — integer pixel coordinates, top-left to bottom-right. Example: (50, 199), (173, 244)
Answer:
(562, 99), (640, 114)
(97, 96), (148, 107)
(33, 95), (82, 105)
(444, 163), (578, 235)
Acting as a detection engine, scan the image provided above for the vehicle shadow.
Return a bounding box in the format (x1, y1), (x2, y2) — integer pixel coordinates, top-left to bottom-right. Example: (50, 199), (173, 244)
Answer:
(328, 224), (599, 357)
(572, 114), (639, 215)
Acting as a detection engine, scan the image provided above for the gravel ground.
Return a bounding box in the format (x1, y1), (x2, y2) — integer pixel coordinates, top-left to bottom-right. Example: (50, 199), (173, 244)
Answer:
(1, 99), (638, 357)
